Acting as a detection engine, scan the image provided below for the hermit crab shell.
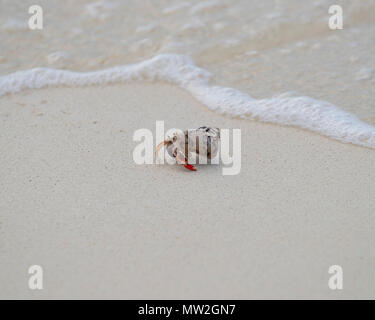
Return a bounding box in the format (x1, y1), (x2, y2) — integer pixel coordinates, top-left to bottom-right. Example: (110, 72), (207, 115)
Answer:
(166, 127), (220, 163)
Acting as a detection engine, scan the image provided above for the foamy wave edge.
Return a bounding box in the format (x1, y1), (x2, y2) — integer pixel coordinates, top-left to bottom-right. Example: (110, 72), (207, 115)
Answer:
(1, 53), (375, 149)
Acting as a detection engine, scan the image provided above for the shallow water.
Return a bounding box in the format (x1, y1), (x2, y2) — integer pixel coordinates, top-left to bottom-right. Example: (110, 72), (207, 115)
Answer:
(1, 0), (375, 143)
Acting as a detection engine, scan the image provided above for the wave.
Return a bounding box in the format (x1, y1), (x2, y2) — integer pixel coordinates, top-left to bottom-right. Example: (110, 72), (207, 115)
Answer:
(1, 53), (375, 149)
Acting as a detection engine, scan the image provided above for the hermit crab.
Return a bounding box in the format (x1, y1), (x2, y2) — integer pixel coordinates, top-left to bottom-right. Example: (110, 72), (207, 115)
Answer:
(155, 126), (220, 171)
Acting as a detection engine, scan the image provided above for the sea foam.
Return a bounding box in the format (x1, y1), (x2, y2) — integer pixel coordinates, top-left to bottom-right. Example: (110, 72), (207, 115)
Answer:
(0, 54), (374, 149)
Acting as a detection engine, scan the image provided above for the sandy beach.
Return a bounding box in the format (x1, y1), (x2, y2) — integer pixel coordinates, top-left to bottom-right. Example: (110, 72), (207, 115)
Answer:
(1, 83), (375, 299)
(1, 0), (375, 299)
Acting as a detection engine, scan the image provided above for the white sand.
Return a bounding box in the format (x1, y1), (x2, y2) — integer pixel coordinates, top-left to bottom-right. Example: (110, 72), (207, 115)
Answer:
(1, 83), (375, 299)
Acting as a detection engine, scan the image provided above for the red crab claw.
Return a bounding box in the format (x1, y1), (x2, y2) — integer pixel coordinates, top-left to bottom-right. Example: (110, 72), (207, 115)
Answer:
(176, 150), (197, 171)
(184, 163), (197, 171)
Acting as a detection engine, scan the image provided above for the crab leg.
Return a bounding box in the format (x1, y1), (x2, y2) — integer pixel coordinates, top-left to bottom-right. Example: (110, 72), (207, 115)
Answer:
(155, 140), (170, 158)
(176, 150), (197, 171)
(184, 164), (197, 171)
